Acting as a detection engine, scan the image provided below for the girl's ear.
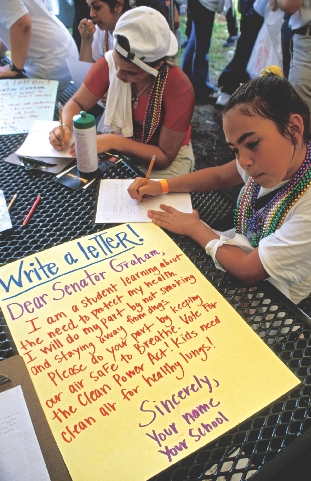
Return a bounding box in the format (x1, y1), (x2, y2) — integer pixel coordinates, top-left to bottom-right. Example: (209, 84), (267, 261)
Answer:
(288, 113), (304, 144)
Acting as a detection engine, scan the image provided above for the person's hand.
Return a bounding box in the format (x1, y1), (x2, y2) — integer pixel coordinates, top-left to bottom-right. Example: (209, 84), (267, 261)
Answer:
(49, 125), (72, 151)
(0, 64), (19, 78)
(127, 178), (162, 202)
(78, 18), (96, 42)
(269, 0), (278, 11)
(148, 204), (201, 236)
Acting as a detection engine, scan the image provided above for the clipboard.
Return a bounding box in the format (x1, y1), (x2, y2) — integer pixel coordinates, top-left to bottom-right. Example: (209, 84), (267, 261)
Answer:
(0, 355), (71, 481)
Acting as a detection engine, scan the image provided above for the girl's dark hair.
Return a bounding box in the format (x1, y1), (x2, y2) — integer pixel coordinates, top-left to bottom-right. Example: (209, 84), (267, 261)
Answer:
(115, 34), (166, 67)
(223, 73), (311, 144)
(103, 0), (132, 13)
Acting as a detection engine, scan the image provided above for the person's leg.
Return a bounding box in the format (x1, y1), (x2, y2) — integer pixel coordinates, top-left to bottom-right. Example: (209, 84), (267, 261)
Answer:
(281, 13), (294, 78)
(218, 11), (263, 95)
(185, 0), (217, 98)
(223, 6), (238, 46)
(180, 22), (196, 79)
(288, 33), (311, 120)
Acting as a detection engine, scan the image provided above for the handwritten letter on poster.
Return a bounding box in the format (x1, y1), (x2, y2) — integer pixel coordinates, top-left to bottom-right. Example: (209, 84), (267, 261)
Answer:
(0, 224), (299, 481)
(0, 78), (58, 135)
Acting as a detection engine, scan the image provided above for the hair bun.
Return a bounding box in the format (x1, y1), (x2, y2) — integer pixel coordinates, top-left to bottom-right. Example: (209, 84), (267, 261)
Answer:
(260, 65), (284, 77)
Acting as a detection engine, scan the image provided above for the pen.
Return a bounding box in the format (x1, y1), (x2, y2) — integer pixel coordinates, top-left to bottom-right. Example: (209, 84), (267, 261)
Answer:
(22, 195), (41, 226)
(143, 155), (156, 185)
(7, 193), (17, 211)
(138, 155), (155, 204)
(58, 101), (64, 138)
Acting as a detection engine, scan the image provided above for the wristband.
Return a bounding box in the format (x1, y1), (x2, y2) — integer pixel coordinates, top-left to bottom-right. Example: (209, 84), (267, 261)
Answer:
(159, 179), (169, 194)
(205, 236), (229, 272)
(10, 63), (25, 74)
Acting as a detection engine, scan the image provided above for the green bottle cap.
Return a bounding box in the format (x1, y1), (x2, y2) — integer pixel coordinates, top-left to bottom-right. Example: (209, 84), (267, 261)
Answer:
(73, 111), (95, 129)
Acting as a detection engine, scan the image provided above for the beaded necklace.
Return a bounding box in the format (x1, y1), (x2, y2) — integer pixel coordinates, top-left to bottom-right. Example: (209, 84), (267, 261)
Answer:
(235, 142), (311, 247)
(132, 64), (169, 144)
(102, 30), (108, 54)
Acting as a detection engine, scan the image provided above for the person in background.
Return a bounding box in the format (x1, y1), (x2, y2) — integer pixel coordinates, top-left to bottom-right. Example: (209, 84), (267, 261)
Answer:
(128, 67), (311, 305)
(223, 0), (238, 47)
(0, 0), (79, 98)
(181, 0), (225, 102)
(216, 0), (264, 107)
(78, 0), (169, 63)
(49, 7), (195, 178)
(78, 0), (134, 63)
(271, 0), (311, 119)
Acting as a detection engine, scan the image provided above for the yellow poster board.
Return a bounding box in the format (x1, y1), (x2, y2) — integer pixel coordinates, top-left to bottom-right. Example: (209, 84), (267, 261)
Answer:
(0, 224), (300, 481)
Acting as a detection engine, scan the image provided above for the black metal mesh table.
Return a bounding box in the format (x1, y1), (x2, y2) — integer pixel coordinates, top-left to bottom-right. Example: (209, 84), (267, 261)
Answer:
(1, 116), (311, 481)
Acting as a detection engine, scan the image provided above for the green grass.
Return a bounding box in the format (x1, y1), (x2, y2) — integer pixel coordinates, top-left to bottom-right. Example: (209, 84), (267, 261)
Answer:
(176, 12), (237, 86)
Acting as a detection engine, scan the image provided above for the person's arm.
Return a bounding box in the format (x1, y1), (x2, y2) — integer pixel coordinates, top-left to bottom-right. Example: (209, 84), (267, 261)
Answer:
(275, 0), (302, 14)
(95, 65), (196, 169)
(0, 13), (31, 78)
(78, 18), (96, 62)
(49, 83), (101, 150)
(127, 159), (243, 201)
(147, 204), (268, 284)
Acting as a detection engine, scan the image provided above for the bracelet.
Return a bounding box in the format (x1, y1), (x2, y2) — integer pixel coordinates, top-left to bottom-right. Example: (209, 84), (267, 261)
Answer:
(10, 63), (25, 74)
(205, 236), (229, 272)
(61, 123), (72, 132)
(159, 179), (169, 194)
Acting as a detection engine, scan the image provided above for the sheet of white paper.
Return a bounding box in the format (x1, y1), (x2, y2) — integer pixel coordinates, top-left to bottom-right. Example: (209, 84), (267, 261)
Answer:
(0, 79), (58, 135)
(0, 385), (50, 481)
(66, 58), (93, 90)
(95, 179), (193, 223)
(16, 120), (74, 158)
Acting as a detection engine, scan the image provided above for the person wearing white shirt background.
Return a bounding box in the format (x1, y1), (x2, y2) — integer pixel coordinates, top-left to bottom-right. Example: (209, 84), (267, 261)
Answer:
(270, 0), (311, 120)
(0, 0), (79, 98)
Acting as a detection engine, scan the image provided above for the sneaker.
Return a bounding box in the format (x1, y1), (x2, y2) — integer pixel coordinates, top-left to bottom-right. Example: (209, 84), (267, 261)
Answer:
(223, 35), (238, 48)
(215, 91), (231, 107)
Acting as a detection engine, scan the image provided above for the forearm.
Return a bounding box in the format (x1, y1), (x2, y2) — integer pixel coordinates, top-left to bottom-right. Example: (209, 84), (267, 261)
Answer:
(184, 219), (268, 284)
(276, 0), (302, 14)
(79, 40), (94, 62)
(97, 134), (180, 169)
(9, 13), (32, 70)
(165, 160), (243, 193)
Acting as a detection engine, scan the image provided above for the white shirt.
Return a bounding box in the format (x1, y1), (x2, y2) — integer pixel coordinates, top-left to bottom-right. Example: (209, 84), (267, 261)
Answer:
(0, 0), (79, 96)
(219, 160), (311, 304)
(92, 27), (114, 61)
(289, 0), (311, 29)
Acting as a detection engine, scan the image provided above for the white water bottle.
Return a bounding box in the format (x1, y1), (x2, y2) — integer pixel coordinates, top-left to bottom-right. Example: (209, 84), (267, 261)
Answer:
(73, 111), (98, 173)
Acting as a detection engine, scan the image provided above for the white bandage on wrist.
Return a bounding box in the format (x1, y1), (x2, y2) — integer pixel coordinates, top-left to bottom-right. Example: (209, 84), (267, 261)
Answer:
(205, 235), (230, 271)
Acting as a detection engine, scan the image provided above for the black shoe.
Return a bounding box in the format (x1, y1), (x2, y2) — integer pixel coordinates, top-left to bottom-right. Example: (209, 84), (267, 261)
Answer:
(223, 35), (238, 48)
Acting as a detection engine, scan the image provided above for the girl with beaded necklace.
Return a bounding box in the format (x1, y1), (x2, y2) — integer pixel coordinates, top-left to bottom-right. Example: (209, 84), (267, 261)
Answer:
(128, 67), (311, 304)
(50, 7), (195, 178)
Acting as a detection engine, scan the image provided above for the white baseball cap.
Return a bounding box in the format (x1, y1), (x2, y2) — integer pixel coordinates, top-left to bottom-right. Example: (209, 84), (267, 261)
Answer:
(113, 6), (178, 76)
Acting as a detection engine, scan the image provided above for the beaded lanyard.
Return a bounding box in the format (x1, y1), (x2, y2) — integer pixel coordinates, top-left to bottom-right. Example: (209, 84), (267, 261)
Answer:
(102, 30), (108, 54)
(133, 64), (169, 144)
(235, 142), (311, 247)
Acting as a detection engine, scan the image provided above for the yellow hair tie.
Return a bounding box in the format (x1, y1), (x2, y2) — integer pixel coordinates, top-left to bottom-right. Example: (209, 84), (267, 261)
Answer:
(260, 65), (284, 77)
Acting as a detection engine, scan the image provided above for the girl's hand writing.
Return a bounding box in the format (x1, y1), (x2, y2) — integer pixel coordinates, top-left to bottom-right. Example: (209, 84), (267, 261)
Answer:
(148, 204), (201, 236)
(49, 125), (72, 151)
(128, 178), (162, 202)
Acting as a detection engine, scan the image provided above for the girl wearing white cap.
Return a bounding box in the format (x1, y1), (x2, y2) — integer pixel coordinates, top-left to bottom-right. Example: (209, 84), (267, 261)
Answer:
(50, 6), (195, 178)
